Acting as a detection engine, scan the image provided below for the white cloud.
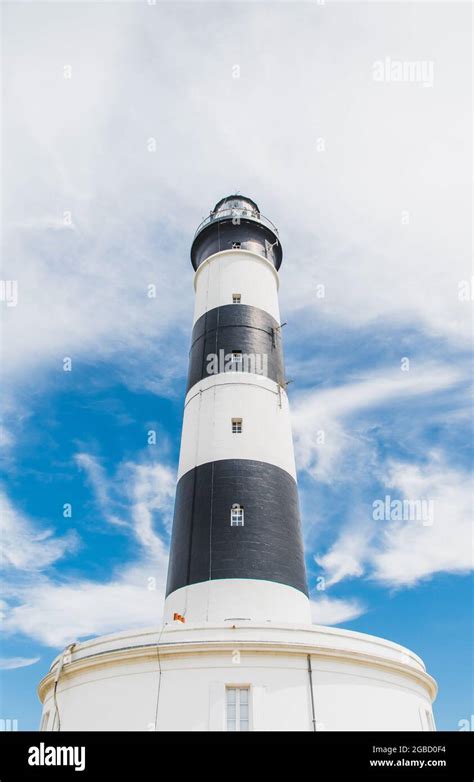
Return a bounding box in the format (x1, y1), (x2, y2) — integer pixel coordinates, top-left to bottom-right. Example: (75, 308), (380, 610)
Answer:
(315, 454), (473, 588)
(309, 596), (366, 626)
(1, 456), (174, 647)
(0, 490), (78, 571)
(0, 425), (14, 449)
(2, 560), (167, 649)
(292, 362), (464, 483)
(0, 657), (40, 670)
(75, 453), (127, 527)
(128, 462), (176, 549)
(315, 524), (371, 587)
(370, 456), (473, 586)
(76, 453), (175, 552)
(1, 1), (471, 394)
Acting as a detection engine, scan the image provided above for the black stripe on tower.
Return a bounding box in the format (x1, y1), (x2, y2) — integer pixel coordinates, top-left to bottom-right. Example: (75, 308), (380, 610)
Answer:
(165, 459), (308, 598)
(187, 304), (284, 393)
(191, 217), (282, 271)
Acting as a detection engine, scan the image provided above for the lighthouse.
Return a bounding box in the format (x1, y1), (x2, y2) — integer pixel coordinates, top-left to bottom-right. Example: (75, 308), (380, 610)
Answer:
(164, 195), (311, 627)
(38, 196), (437, 732)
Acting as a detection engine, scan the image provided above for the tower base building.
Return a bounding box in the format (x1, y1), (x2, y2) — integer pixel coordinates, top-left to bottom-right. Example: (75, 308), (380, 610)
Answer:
(38, 197), (437, 731)
(38, 620), (436, 732)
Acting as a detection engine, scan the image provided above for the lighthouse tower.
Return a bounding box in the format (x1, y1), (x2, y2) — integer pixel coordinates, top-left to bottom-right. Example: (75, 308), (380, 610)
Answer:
(38, 197), (437, 732)
(164, 195), (311, 627)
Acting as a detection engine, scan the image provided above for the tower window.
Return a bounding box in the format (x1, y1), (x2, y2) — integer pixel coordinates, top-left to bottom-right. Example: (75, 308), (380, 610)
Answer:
(226, 687), (249, 731)
(232, 418), (243, 433)
(232, 294), (241, 304)
(230, 351), (242, 371)
(231, 242), (241, 249)
(230, 504), (244, 526)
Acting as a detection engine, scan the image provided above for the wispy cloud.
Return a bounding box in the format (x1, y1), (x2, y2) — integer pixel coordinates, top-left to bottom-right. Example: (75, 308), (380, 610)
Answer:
(315, 453), (473, 588)
(76, 452), (175, 550)
(0, 425), (14, 450)
(296, 361), (472, 590)
(0, 490), (78, 572)
(309, 596), (366, 626)
(1, 456), (174, 647)
(3, 561), (166, 649)
(75, 453), (128, 527)
(128, 462), (176, 546)
(292, 362), (465, 483)
(314, 523), (370, 588)
(370, 456), (473, 586)
(0, 657), (40, 670)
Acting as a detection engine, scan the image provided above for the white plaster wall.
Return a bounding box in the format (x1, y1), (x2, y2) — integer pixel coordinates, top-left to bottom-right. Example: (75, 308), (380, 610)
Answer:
(40, 652), (435, 733)
(163, 579), (312, 625)
(311, 659), (434, 731)
(38, 625), (437, 733)
(178, 375), (296, 479)
(193, 250), (280, 324)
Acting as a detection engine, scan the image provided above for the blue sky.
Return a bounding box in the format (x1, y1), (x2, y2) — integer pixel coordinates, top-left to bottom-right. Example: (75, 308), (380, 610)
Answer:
(1, 1), (472, 731)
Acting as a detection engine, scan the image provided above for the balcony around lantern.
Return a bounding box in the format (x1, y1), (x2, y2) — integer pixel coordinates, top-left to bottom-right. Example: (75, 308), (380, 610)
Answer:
(193, 207), (279, 241)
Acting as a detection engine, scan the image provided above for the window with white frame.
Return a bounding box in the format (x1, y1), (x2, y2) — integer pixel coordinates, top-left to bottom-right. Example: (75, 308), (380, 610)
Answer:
(230, 504), (244, 526)
(230, 350), (242, 371)
(232, 418), (242, 434)
(232, 294), (241, 304)
(226, 687), (249, 731)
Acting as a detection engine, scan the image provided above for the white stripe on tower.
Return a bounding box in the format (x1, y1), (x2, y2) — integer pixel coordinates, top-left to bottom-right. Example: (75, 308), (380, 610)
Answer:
(164, 196), (311, 625)
(178, 374), (297, 480)
(193, 249), (280, 324)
